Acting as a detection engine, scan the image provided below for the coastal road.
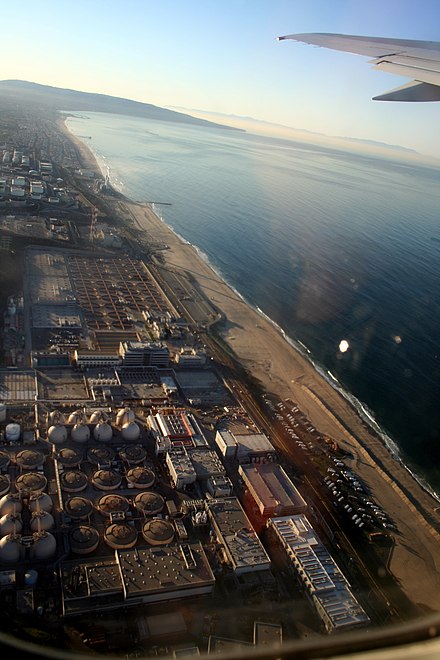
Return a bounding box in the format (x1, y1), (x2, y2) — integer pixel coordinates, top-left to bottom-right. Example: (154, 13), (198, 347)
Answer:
(203, 331), (410, 624)
(137, 236), (410, 623)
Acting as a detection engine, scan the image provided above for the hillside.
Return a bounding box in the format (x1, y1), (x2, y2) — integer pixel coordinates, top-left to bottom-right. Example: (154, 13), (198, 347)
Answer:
(0, 80), (241, 131)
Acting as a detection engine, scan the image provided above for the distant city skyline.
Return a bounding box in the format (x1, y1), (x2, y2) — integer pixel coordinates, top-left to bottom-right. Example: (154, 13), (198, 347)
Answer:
(1, 0), (440, 157)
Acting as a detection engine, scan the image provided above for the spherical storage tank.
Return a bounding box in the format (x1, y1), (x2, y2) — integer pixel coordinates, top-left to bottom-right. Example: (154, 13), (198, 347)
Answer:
(30, 531), (56, 560)
(0, 514), (23, 536)
(89, 410), (109, 425)
(29, 492), (53, 513)
(116, 407), (135, 428)
(71, 423), (90, 443)
(93, 422), (113, 442)
(67, 410), (85, 425)
(0, 493), (22, 516)
(48, 411), (65, 425)
(0, 534), (22, 563)
(121, 422), (140, 441)
(5, 423), (20, 442)
(30, 511), (54, 532)
(48, 424), (68, 445)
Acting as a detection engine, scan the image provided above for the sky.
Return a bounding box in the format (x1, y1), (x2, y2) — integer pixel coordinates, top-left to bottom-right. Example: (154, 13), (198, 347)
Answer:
(1, 0), (440, 157)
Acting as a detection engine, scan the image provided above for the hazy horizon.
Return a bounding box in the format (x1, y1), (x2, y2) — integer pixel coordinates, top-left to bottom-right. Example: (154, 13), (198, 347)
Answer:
(0, 0), (439, 156)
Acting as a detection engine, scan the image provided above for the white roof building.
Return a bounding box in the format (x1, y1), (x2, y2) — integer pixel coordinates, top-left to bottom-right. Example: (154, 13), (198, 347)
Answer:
(268, 515), (369, 633)
(206, 497), (270, 575)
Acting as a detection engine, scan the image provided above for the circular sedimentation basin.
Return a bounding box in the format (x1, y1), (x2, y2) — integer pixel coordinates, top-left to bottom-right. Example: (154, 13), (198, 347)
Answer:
(69, 525), (100, 555)
(60, 470), (88, 493)
(97, 494), (130, 517)
(141, 518), (174, 546)
(104, 523), (137, 549)
(15, 472), (47, 494)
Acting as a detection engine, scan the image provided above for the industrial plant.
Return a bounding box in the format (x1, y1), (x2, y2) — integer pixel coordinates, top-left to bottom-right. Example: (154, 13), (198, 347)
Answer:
(0, 138), (377, 655)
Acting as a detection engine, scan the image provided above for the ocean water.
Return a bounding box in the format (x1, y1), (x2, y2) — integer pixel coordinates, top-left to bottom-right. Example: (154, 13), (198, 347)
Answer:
(66, 112), (440, 493)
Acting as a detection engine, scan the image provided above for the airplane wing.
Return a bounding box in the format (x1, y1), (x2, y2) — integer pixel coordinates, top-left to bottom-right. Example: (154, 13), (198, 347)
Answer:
(277, 33), (440, 101)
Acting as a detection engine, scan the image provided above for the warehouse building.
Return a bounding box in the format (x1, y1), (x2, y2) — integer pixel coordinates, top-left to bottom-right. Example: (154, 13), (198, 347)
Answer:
(215, 430), (277, 464)
(267, 515), (369, 633)
(119, 341), (169, 367)
(238, 463), (307, 517)
(206, 498), (270, 575)
(166, 443), (197, 490)
(60, 542), (215, 615)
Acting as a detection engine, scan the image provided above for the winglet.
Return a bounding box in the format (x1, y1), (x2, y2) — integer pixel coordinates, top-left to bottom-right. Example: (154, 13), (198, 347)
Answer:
(373, 81), (440, 101)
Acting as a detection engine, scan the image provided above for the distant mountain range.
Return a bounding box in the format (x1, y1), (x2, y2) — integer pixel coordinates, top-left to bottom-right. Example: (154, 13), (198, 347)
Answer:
(0, 80), (241, 131)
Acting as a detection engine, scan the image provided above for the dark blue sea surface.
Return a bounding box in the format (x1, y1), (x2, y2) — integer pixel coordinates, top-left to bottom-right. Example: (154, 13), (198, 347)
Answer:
(67, 112), (440, 493)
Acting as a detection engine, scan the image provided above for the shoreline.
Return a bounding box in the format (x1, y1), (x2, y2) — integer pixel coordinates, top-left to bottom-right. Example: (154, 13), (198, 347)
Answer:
(61, 115), (440, 612)
(151, 201), (439, 506)
(63, 113), (437, 499)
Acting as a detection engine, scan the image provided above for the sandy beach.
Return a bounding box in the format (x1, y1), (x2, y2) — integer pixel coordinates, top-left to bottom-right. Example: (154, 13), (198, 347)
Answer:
(62, 117), (440, 613)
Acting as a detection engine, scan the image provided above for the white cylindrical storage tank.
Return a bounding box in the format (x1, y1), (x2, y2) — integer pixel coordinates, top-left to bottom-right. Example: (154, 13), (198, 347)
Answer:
(121, 422), (140, 441)
(71, 423), (90, 443)
(116, 407), (135, 427)
(0, 403), (6, 422)
(0, 514), (22, 536)
(0, 534), (22, 563)
(31, 531), (56, 560)
(93, 422), (112, 442)
(29, 492), (53, 513)
(30, 511), (55, 532)
(5, 423), (20, 442)
(0, 493), (22, 516)
(24, 570), (38, 586)
(48, 424), (68, 445)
